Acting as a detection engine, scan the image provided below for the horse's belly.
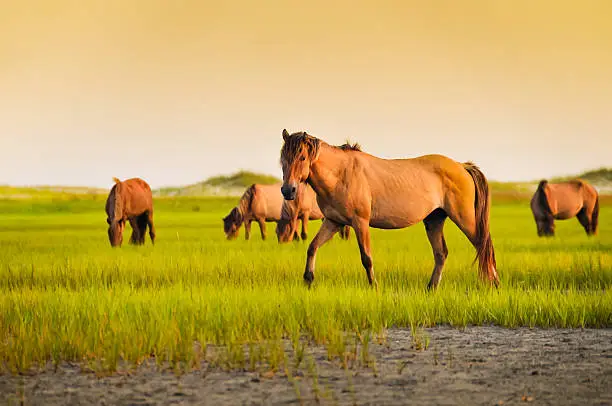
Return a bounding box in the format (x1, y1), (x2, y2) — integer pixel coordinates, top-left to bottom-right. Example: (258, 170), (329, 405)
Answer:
(555, 210), (579, 220)
(369, 217), (416, 229)
(369, 201), (435, 229)
(553, 202), (581, 220)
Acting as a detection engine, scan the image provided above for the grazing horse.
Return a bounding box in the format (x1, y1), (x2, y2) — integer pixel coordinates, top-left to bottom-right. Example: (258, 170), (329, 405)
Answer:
(279, 129), (500, 290)
(105, 177), (156, 247)
(223, 183), (287, 240)
(530, 179), (599, 237)
(276, 182), (352, 243)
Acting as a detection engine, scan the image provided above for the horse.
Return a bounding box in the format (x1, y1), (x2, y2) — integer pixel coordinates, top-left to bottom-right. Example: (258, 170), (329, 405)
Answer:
(279, 129), (500, 290)
(276, 182), (352, 243)
(105, 177), (156, 247)
(223, 183), (287, 240)
(530, 179), (599, 237)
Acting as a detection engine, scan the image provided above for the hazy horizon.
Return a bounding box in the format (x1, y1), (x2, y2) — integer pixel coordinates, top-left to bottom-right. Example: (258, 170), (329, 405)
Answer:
(1, 1), (611, 189)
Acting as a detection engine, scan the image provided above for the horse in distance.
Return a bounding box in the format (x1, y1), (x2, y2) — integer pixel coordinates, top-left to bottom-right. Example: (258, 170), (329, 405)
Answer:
(276, 182), (351, 243)
(223, 183), (288, 241)
(530, 179), (599, 237)
(279, 129), (500, 290)
(105, 177), (156, 247)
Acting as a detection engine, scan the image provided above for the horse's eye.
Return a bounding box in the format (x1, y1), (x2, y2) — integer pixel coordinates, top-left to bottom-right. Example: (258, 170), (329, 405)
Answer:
(300, 156), (306, 161)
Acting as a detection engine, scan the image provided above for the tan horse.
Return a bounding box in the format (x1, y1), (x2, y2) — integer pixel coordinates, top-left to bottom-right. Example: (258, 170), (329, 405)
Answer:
(105, 177), (155, 247)
(279, 129), (500, 290)
(223, 183), (291, 240)
(276, 183), (352, 243)
(530, 179), (599, 237)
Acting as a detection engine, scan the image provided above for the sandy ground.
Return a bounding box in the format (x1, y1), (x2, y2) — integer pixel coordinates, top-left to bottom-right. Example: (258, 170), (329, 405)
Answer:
(1, 327), (611, 406)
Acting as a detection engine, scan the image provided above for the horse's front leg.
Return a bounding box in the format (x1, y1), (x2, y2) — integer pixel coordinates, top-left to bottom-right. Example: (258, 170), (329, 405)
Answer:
(300, 213), (309, 241)
(304, 219), (341, 286)
(244, 219), (252, 240)
(352, 217), (377, 289)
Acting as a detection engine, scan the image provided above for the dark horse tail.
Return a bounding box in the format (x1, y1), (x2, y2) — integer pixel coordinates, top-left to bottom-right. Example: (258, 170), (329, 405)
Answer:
(592, 194), (599, 235)
(463, 162), (499, 287)
(535, 179), (554, 221)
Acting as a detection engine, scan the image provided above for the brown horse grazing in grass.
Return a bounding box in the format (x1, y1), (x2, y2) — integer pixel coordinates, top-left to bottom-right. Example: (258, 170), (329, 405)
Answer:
(279, 129), (500, 290)
(105, 177), (155, 247)
(223, 183), (289, 241)
(530, 179), (599, 237)
(276, 183), (351, 243)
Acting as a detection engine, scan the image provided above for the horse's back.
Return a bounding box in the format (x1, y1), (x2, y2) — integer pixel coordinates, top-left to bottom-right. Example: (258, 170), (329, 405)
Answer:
(581, 181), (599, 203)
(578, 180), (599, 215)
(122, 178), (153, 214)
(252, 183), (283, 221)
(548, 180), (588, 219)
(355, 153), (474, 228)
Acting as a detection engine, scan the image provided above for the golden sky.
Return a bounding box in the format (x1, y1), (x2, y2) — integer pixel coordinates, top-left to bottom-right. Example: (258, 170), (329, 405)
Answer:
(1, 0), (611, 187)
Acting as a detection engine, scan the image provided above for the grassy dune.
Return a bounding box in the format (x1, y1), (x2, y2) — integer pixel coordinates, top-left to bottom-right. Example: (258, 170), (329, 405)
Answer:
(0, 195), (610, 374)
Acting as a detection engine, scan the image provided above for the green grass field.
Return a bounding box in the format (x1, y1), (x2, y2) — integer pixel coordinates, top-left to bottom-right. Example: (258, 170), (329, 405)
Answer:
(0, 196), (610, 374)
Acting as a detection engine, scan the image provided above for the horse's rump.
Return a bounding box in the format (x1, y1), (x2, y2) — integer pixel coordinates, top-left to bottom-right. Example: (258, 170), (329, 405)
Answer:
(105, 178), (153, 222)
(235, 184), (258, 223)
(592, 194), (599, 234)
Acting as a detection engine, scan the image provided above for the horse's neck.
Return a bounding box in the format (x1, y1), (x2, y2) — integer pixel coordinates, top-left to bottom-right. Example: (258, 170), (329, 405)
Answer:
(307, 145), (347, 198)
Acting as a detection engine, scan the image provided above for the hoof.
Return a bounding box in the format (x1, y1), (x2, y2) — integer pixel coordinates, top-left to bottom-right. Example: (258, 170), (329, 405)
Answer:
(303, 271), (314, 286)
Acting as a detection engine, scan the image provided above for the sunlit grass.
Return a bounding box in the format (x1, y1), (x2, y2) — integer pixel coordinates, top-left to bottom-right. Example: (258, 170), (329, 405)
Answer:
(0, 197), (610, 374)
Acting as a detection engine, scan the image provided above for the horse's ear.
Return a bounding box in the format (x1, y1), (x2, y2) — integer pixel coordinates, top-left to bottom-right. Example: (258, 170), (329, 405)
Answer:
(282, 129), (289, 141)
(112, 177), (121, 184)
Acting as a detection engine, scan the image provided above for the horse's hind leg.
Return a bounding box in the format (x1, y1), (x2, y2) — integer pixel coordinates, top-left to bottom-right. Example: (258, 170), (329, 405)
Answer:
(257, 218), (267, 240)
(576, 209), (591, 236)
(136, 214), (147, 245)
(146, 211), (156, 244)
(128, 217), (140, 245)
(352, 218), (377, 288)
(424, 209), (448, 291)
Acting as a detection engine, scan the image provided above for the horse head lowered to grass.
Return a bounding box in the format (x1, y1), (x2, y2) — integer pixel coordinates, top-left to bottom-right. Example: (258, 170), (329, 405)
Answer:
(222, 183), (284, 241)
(279, 129), (500, 290)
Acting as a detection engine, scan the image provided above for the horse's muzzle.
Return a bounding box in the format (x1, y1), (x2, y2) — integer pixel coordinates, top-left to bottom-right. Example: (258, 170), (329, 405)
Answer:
(281, 183), (297, 200)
